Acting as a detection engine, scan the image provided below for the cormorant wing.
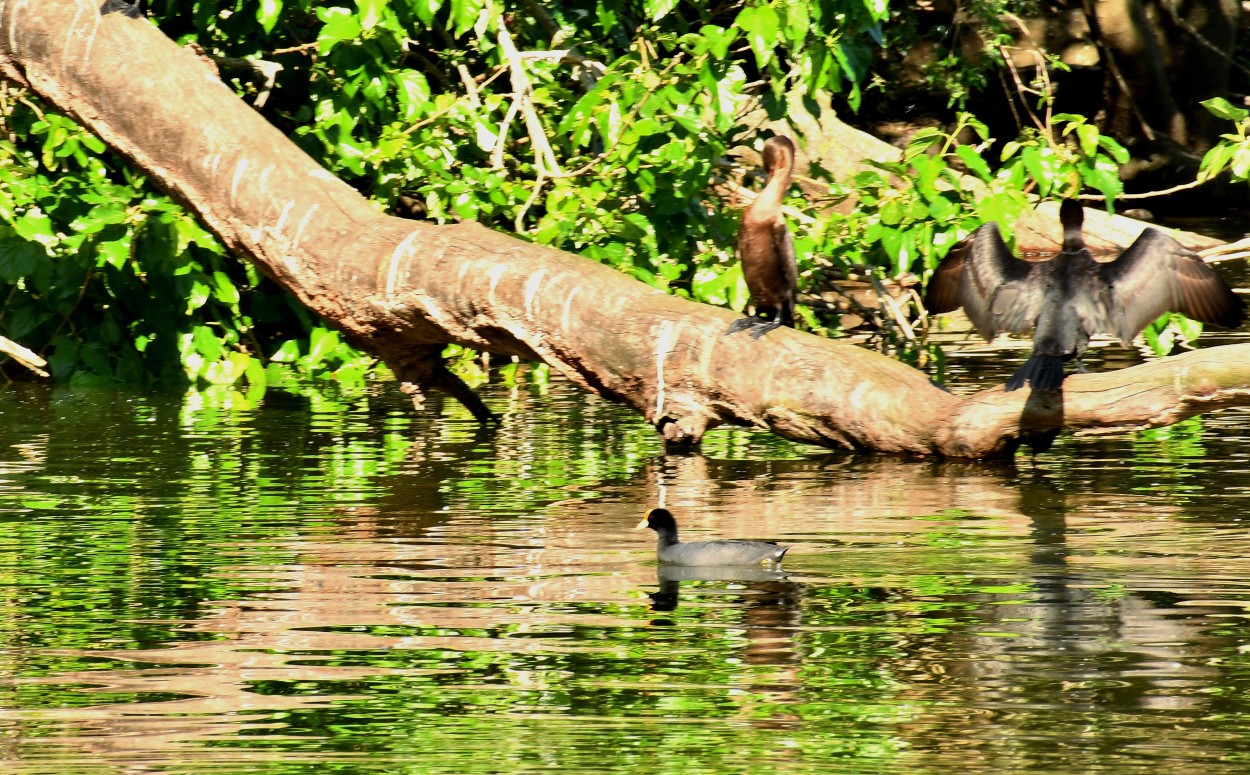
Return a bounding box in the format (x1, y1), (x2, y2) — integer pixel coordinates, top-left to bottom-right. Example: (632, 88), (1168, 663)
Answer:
(1099, 228), (1246, 344)
(925, 222), (1043, 341)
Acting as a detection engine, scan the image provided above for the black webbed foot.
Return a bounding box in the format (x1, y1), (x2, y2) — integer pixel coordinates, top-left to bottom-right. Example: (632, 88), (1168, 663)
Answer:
(724, 316), (783, 339)
(724, 316), (758, 336)
(748, 318), (783, 339)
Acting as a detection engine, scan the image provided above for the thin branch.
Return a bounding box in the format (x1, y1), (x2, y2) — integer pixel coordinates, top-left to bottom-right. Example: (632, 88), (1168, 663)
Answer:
(402, 42), (456, 92)
(498, 25), (562, 177)
(516, 0), (561, 42)
(1078, 178), (1208, 201)
(457, 64), (481, 108)
(0, 335), (48, 377)
(1078, 0), (1158, 141)
(269, 41), (318, 56)
(515, 166), (547, 234)
(1160, 3), (1250, 81)
(1200, 237), (1250, 264)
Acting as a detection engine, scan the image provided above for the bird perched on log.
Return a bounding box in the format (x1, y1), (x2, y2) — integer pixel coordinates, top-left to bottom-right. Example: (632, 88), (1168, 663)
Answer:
(925, 199), (1245, 391)
(725, 136), (799, 339)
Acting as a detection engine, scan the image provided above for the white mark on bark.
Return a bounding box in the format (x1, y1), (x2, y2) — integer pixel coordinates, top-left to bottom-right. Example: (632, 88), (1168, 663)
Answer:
(654, 320), (676, 418)
(257, 165), (274, 195)
(230, 157), (250, 205)
(848, 378), (870, 408)
(561, 287), (580, 330)
(523, 268), (548, 319)
(293, 204), (318, 248)
(5, 0), (24, 58)
(61, 3), (86, 71)
(697, 330), (719, 381)
(80, 7), (102, 72)
(384, 230), (420, 296)
(274, 201), (294, 234)
(487, 264), (507, 306)
(415, 294), (448, 328)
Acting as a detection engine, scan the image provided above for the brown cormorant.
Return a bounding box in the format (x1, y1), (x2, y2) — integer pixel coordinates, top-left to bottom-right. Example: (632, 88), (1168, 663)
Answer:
(725, 136), (798, 339)
(925, 199), (1244, 391)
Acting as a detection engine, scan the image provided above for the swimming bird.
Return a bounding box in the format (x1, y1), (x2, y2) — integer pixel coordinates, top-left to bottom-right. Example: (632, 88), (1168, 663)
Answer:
(636, 508), (789, 567)
(725, 135), (798, 339)
(925, 199), (1244, 391)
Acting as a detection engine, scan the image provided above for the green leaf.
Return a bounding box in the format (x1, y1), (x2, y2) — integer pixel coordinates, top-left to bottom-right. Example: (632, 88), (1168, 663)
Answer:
(306, 327), (340, 367)
(270, 339), (302, 363)
(736, 5), (779, 69)
(1199, 143), (1234, 181)
(1201, 96), (1250, 122)
(257, 0), (283, 33)
(356, 0), (388, 31)
(1232, 146), (1250, 179)
(413, 0), (443, 25)
(209, 271), (241, 306)
(1096, 135), (1130, 165)
(394, 71), (430, 123)
(955, 145), (992, 182)
(450, 0), (484, 37)
(192, 325), (225, 361)
(13, 210), (55, 247)
(1076, 123), (1098, 157)
(903, 127), (944, 160)
(97, 238), (130, 270)
(187, 279), (211, 312)
(699, 25), (735, 61)
(644, 0), (679, 21)
(0, 233), (45, 280)
(316, 8), (363, 55)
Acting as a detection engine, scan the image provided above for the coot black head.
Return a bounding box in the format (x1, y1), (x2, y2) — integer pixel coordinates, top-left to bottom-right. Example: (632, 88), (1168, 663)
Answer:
(637, 507), (678, 534)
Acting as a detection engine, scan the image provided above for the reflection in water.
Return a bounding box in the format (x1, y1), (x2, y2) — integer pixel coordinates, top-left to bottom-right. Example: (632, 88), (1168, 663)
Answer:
(647, 564), (794, 611)
(1, 381), (1250, 772)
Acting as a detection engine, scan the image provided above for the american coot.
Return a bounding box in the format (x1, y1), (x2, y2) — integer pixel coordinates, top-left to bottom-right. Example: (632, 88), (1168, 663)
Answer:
(925, 199), (1245, 391)
(636, 508), (789, 567)
(725, 136), (798, 340)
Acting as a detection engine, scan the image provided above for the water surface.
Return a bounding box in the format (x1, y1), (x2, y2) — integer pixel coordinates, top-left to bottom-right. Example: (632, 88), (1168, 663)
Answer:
(1, 370), (1250, 774)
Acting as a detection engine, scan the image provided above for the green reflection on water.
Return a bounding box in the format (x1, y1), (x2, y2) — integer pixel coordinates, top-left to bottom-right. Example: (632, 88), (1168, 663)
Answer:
(2, 381), (1250, 773)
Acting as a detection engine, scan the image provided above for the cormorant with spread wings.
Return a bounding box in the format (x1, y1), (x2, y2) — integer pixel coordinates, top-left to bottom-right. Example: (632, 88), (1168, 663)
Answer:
(925, 200), (1244, 391)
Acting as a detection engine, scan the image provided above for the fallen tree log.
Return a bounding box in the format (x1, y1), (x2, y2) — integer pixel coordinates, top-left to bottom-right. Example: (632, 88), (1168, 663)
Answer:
(3, 0), (1249, 459)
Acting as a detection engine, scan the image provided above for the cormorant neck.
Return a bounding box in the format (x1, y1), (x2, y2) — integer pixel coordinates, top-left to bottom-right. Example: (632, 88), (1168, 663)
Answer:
(757, 151), (794, 213)
(1059, 200), (1085, 253)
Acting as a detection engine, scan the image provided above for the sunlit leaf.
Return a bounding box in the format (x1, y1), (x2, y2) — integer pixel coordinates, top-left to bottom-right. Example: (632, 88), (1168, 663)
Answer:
(257, 0), (283, 33)
(356, 0), (388, 31)
(316, 7), (362, 55)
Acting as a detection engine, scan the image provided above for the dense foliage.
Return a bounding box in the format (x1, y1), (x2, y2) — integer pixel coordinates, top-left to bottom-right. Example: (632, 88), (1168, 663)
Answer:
(0, 0), (1244, 390)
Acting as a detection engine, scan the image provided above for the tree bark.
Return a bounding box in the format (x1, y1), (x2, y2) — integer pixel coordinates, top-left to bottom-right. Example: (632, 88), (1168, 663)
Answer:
(3, 0), (1248, 459)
